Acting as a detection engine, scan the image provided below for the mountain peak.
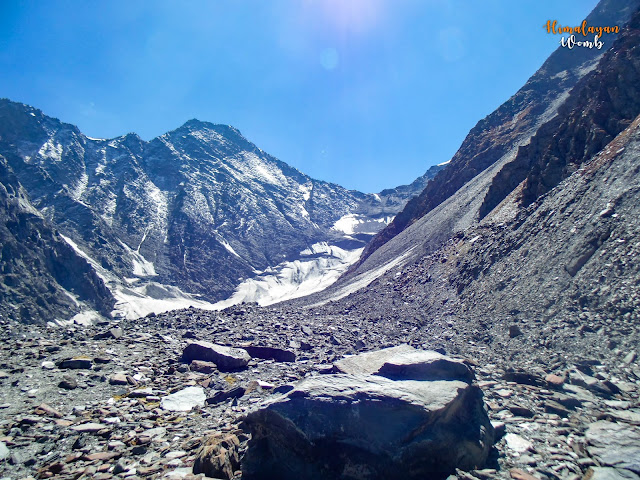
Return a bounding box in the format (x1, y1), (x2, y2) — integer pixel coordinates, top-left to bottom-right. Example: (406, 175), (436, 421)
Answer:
(180, 118), (242, 137)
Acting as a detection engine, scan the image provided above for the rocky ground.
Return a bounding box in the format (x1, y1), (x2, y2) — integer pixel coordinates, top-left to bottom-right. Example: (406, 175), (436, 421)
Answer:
(0, 304), (638, 480)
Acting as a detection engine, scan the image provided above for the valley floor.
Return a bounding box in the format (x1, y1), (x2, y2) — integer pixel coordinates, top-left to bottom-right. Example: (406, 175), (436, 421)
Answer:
(0, 303), (638, 479)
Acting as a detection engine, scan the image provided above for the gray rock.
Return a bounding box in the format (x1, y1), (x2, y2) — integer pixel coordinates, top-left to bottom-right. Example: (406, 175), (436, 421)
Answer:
(58, 375), (77, 390)
(70, 422), (107, 433)
(0, 442), (9, 460)
(335, 344), (474, 382)
(182, 341), (250, 371)
(206, 386), (246, 405)
(509, 325), (523, 338)
(504, 433), (533, 454)
(604, 409), (640, 425)
(94, 327), (123, 340)
(502, 371), (542, 386)
(586, 421), (640, 474)
(190, 359), (217, 374)
(584, 467), (640, 480)
(243, 345), (296, 363)
(242, 373), (494, 479)
(109, 373), (128, 385)
(193, 433), (241, 480)
(57, 357), (92, 369)
(160, 386), (206, 412)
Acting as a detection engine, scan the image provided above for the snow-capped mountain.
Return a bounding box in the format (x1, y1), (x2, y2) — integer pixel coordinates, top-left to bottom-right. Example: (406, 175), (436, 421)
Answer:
(0, 101), (437, 321)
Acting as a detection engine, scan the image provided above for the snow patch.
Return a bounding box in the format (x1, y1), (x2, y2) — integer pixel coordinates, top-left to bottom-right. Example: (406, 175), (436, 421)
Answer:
(112, 283), (217, 320)
(71, 172), (89, 201)
(118, 240), (157, 277)
(437, 159), (451, 166)
(299, 183), (313, 201)
(214, 243), (363, 308)
(37, 139), (63, 163)
(216, 234), (241, 258)
(70, 310), (102, 326)
(332, 214), (394, 236)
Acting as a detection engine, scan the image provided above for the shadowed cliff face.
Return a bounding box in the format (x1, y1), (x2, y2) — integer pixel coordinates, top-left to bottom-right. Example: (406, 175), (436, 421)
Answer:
(0, 156), (114, 324)
(358, 0), (640, 266)
(480, 7), (640, 219)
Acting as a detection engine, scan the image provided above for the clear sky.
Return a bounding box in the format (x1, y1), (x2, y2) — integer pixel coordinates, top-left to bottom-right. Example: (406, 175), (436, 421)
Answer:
(0, 0), (599, 193)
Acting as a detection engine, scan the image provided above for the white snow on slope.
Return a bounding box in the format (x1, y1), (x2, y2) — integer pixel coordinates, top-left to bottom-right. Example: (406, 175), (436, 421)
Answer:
(113, 283), (217, 319)
(117, 240), (157, 277)
(332, 214), (394, 236)
(213, 242), (363, 308)
(299, 182), (313, 201)
(61, 234), (217, 320)
(230, 152), (287, 187)
(215, 234), (241, 258)
(36, 139), (63, 163)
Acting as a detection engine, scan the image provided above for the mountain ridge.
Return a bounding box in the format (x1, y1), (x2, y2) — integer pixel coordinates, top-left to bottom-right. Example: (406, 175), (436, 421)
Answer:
(0, 99), (438, 322)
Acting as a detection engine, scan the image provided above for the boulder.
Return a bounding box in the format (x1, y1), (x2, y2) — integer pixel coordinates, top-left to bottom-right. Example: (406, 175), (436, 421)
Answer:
(242, 346), (493, 480)
(243, 345), (296, 363)
(193, 433), (241, 480)
(586, 421), (640, 474)
(335, 344), (474, 383)
(182, 341), (250, 371)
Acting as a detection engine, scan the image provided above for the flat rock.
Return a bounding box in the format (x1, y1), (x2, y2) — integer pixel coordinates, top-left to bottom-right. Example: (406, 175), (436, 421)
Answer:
(243, 345), (296, 363)
(0, 441), (9, 460)
(505, 433), (533, 454)
(333, 344), (415, 374)
(70, 422), (107, 433)
(605, 409), (640, 425)
(182, 341), (250, 371)
(206, 386), (246, 405)
(335, 344), (473, 382)
(109, 373), (128, 386)
(510, 468), (542, 480)
(502, 371), (542, 386)
(160, 386), (206, 412)
(57, 357), (93, 370)
(545, 373), (565, 388)
(94, 327), (123, 340)
(34, 403), (63, 418)
(190, 359), (217, 373)
(584, 467), (640, 480)
(586, 421), (640, 474)
(242, 373), (494, 479)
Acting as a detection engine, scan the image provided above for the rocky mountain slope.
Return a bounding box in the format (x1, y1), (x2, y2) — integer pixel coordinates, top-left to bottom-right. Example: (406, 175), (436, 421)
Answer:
(0, 101), (437, 322)
(355, 0), (639, 269)
(301, 0), (640, 307)
(0, 155), (114, 323)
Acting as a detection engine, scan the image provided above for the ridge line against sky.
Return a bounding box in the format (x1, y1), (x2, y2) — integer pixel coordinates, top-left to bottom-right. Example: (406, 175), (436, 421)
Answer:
(0, 1), (598, 193)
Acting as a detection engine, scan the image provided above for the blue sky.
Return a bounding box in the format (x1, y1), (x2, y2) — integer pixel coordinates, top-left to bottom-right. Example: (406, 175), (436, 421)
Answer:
(0, 0), (599, 192)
